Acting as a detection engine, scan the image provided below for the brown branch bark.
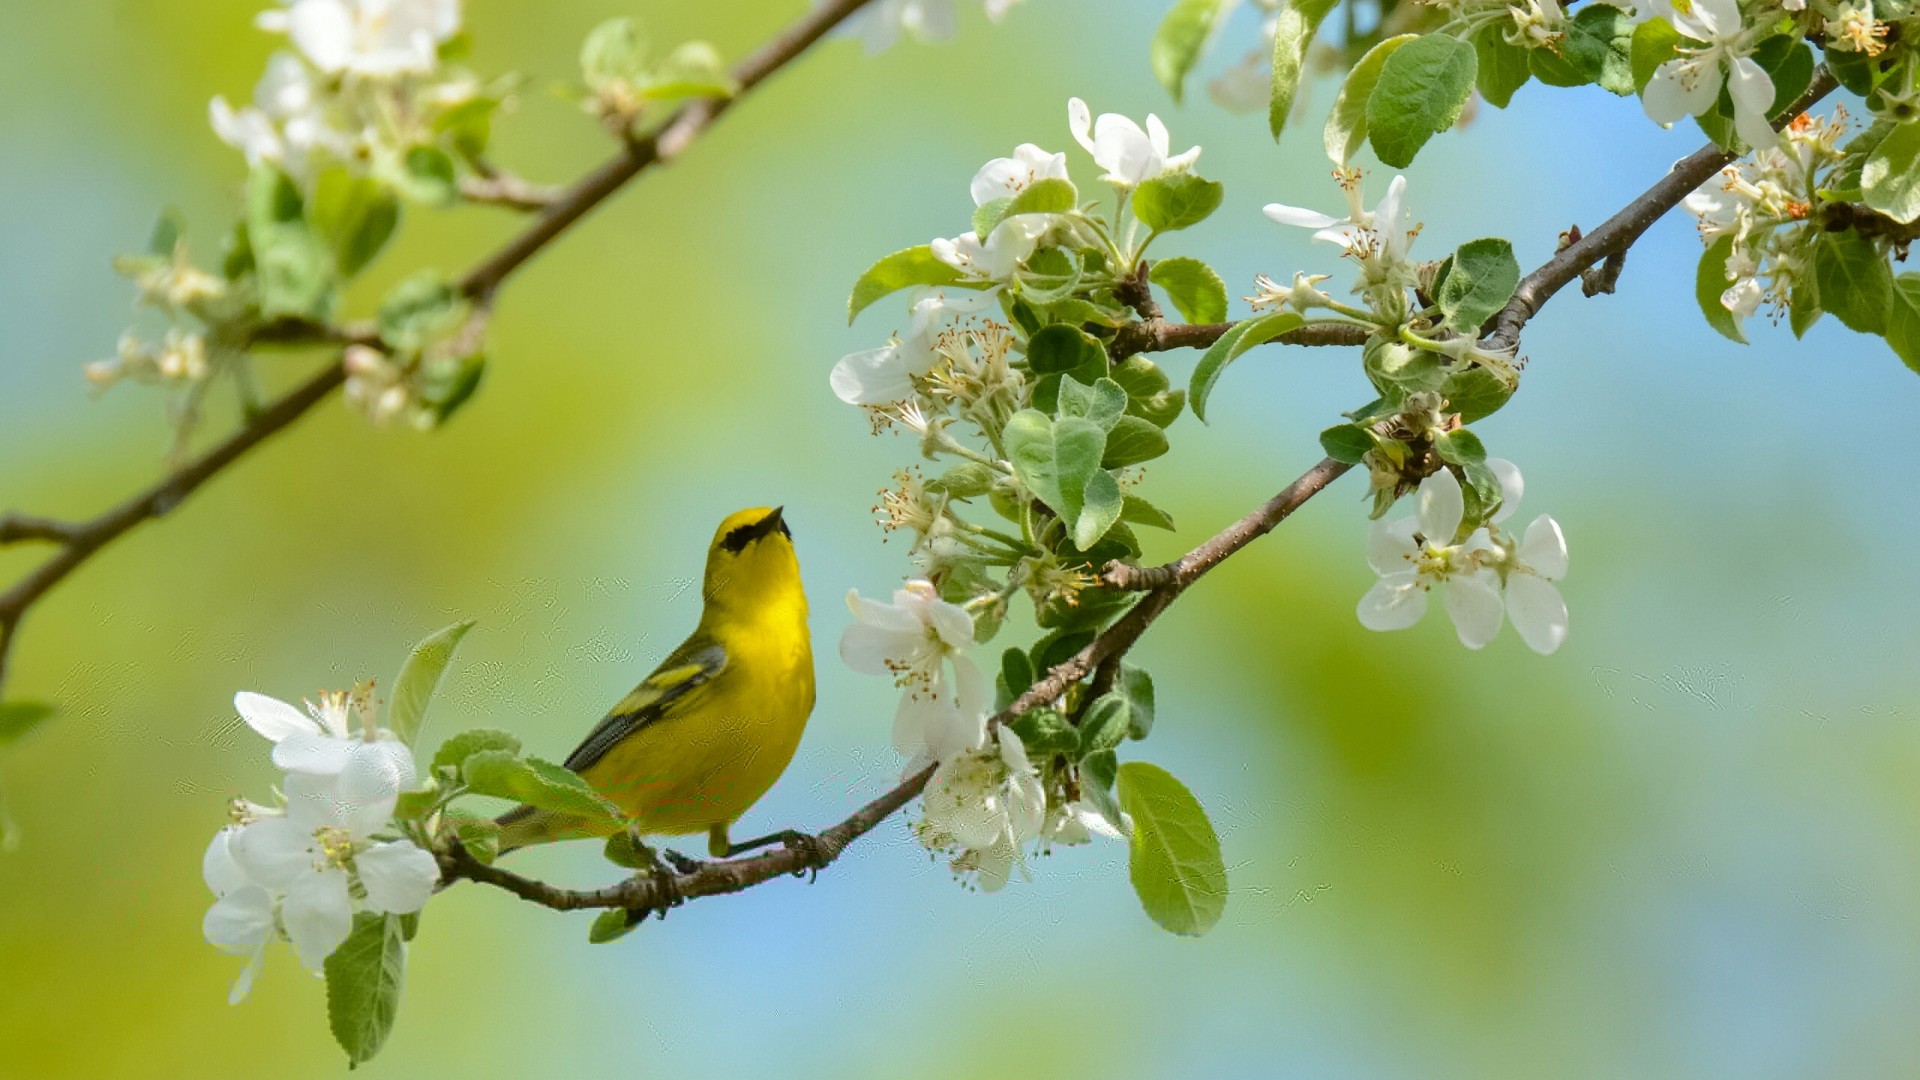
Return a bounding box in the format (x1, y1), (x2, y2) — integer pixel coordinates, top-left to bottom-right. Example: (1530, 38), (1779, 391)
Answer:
(0, 0), (880, 698)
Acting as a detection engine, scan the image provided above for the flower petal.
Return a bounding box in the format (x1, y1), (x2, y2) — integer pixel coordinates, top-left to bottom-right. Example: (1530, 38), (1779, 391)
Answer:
(282, 866), (354, 970)
(1485, 458), (1523, 523)
(228, 945), (266, 1005)
(841, 621), (918, 676)
(1519, 514), (1569, 579)
(1357, 571), (1428, 631)
(1442, 571), (1505, 650)
(829, 344), (912, 406)
(1416, 469), (1465, 546)
(230, 816), (313, 888)
(1506, 573), (1569, 655)
(1067, 97), (1096, 155)
(203, 885), (275, 953)
(271, 731), (355, 776)
(203, 826), (254, 896)
(1366, 515), (1421, 575)
(234, 691), (314, 743)
(1728, 58), (1778, 149)
(1263, 203), (1342, 230)
(356, 840), (440, 914)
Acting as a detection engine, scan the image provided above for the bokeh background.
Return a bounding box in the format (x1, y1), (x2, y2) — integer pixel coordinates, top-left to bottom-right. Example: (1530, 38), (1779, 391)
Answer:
(3, 1), (1919, 1077)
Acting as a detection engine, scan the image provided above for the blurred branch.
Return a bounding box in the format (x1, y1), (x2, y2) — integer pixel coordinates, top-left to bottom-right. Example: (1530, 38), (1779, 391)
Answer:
(0, 0), (880, 700)
(458, 169), (561, 212)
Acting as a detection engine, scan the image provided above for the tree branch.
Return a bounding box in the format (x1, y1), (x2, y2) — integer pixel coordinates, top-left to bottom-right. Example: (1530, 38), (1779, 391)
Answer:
(435, 71), (1857, 926)
(0, 0), (880, 699)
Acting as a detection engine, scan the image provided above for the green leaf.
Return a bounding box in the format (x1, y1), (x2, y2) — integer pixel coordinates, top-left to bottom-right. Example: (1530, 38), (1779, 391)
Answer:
(1366, 34), (1477, 169)
(396, 146), (458, 207)
(999, 647), (1036, 708)
(581, 16), (648, 90)
(1004, 410), (1105, 531)
(430, 727), (521, 774)
(1189, 312), (1304, 422)
(309, 168), (399, 279)
(1026, 323), (1108, 376)
(1827, 47), (1877, 96)
(1270, 0), (1341, 139)
(1078, 693), (1131, 757)
(1436, 238), (1520, 333)
(1007, 175), (1078, 217)
(644, 40), (736, 102)
(1152, 0), (1234, 102)
(1440, 367), (1515, 423)
(1077, 469), (1124, 549)
(928, 462), (997, 498)
(1757, 38), (1813, 119)
(1629, 18), (1680, 93)
(972, 196), (1012, 242)
(1528, 41), (1588, 88)
(1319, 423), (1375, 464)
(147, 209), (183, 257)
(1148, 257), (1229, 324)
(1812, 230), (1893, 335)
(1132, 173), (1225, 233)
(387, 619), (475, 747)
(1080, 749), (1125, 833)
(378, 272), (462, 352)
(1009, 707), (1080, 758)
(1695, 235), (1747, 345)
(1117, 761), (1228, 936)
(246, 164), (331, 320)
(461, 752), (622, 822)
(1566, 5), (1635, 95)
(602, 830), (653, 870)
(0, 702), (54, 746)
(1433, 428), (1487, 465)
(588, 908), (642, 944)
(442, 810), (501, 864)
(1112, 356), (1186, 428)
(1886, 273), (1920, 375)
(1119, 666), (1156, 740)
(420, 351), (487, 425)
(1101, 415), (1170, 467)
(1864, 120), (1920, 225)
(325, 914), (406, 1067)
(1788, 274), (1822, 339)
(1325, 34), (1417, 164)
(1473, 27), (1532, 109)
(433, 97), (498, 161)
(847, 245), (966, 322)
(1120, 493), (1176, 530)
(1056, 376), (1129, 429)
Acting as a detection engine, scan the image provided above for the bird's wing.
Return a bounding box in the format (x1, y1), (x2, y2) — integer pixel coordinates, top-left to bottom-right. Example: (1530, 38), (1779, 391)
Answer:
(561, 638), (729, 774)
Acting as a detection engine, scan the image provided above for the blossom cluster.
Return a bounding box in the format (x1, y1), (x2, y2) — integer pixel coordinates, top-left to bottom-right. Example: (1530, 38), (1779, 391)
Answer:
(202, 688), (437, 1003)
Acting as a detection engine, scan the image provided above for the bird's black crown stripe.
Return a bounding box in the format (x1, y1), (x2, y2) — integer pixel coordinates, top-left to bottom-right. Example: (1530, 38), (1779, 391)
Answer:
(719, 508), (790, 553)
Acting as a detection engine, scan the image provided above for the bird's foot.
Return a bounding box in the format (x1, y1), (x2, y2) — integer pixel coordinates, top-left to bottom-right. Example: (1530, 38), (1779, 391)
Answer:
(780, 831), (828, 882)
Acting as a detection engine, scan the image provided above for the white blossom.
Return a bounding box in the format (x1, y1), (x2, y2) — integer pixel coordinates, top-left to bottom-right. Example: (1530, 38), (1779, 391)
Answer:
(259, 0), (462, 78)
(209, 51), (349, 180)
(234, 688), (417, 788)
(969, 143), (1069, 207)
(916, 731), (1046, 891)
(1503, 514), (1569, 655)
(202, 827), (276, 1004)
(831, 287), (997, 406)
(841, 580), (988, 764)
(930, 217), (1047, 283)
(845, 0), (1025, 54)
(1067, 98), (1201, 187)
(1356, 469), (1505, 649)
(1264, 171), (1420, 292)
(1039, 797), (1126, 849)
(1641, 0), (1777, 150)
(227, 769), (436, 969)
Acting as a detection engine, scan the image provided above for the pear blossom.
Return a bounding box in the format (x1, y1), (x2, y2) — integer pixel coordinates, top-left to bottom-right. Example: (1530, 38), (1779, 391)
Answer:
(228, 769), (437, 969)
(831, 286), (999, 406)
(969, 143), (1069, 207)
(841, 580), (988, 764)
(1476, 459), (1570, 655)
(930, 217), (1047, 282)
(234, 688), (417, 787)
(916, 731), (1047, 891)
(1641, 0), (1776, 150)
(1067, 98), (1201, 187)
(1357, 469), (1506, 649)
(202, 827), (277, 1004)
(1039, 797), (1126, 850)
(258, 0), (462, 78)
(209, 51), (349, 179)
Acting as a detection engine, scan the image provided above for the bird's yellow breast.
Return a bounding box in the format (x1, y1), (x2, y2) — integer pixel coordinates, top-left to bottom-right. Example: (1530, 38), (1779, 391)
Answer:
(579, 611), (814, 836)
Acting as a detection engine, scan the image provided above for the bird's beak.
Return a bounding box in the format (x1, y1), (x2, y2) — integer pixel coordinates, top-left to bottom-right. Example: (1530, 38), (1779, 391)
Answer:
(766, 505), (791, 540)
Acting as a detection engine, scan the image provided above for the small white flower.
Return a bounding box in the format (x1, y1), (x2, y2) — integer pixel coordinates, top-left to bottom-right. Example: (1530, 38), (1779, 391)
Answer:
(1356, 469), (1505, 649)
(1040, 797), (1126, 849)
(969, 143), (1069, 207)
(1264, 172), (1421, 291)
(846, 0), (955, 53)
(1067, 98), (1201, 187)
(1503, 514), (1569, 655)
(917, 731), (1047, 891)
(1641, 0), (1776, 150)
(830, 286), (998, 406)
(202, 827), (276, 1004)
(930, 217), (1047, 283)
(259, 0), (462, 78)
(233, 688), (417, 787)
(228, 770), (435, 969)
(840, 580), (988, 764)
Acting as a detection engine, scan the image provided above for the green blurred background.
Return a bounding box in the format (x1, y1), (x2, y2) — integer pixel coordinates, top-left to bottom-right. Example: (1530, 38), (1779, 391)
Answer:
(4, 1), (1920, 1077)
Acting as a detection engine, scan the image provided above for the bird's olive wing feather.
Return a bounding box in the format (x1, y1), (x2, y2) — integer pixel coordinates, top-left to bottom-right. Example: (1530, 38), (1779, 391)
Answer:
(561, 639), (728, 774)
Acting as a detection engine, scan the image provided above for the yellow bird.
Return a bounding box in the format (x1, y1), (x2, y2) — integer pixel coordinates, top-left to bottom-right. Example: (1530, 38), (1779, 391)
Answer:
(496, 506), (815, 861)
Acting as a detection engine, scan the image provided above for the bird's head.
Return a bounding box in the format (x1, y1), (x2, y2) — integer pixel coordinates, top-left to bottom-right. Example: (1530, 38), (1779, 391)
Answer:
(701, 506), (805, 622)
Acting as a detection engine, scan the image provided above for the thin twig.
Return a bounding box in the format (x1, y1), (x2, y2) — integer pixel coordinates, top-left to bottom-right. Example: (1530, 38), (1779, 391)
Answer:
(1109, 319), (1369, 362)
(458, 172), (562, 212)
(0, 0), (881, 698)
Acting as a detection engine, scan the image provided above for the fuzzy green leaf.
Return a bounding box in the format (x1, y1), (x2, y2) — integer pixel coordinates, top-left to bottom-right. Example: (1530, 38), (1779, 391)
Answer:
(1326, 34), (1417, 164)
(1366, 34), (1477, 168)
(388, 620), (475, 747)
(847, 245), (966, 323)
(1148, 257), (1229, 324)
(1152, 0), (1235, 102)
(1270, 0), (1341, 139)
(325, 914), (406, 1067)
(1189, 312), (1304, 422)
(1118, 762), (1228, 936)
